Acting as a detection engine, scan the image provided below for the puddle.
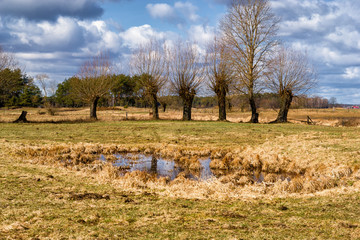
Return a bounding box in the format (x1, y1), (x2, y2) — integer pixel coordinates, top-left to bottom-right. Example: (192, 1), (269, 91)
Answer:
(100, 154), (214, 180)
(100, 154), (295, 182)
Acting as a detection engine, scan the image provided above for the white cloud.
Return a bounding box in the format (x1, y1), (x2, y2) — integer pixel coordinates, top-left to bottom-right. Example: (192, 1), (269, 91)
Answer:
(326, 27), (360, 50)
(146, 1), (200, 26)
(188, 25), (214, 46)
(174, 2), (200, 22)
(146, 3), (175, 19)
(119, 24), (166, 49)
(8, 17), (84, 51)
(343, 67), (360, 79)
(78, 20), (122, 53)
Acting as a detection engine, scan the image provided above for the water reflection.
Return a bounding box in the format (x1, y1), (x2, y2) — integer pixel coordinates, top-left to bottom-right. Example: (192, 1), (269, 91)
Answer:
(100, 154), (295, 182)
(101, 154), (214, 180)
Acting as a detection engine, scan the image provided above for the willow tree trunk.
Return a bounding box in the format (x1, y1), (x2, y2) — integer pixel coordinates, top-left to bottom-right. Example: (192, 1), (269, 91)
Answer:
(151, 94), (159, 120)
(90, 97), (99, 120)
(249, 94), (259, 123)
(274, 90), (293, 123)
(182, 95), (194, 121)
(217, 87), (227, 121)
(162, 103), (167, 112)
(14, 111), (28, 123)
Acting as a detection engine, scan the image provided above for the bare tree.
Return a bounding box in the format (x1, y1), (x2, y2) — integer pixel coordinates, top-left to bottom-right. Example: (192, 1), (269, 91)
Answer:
(329, 97), (337, 108)
(131, 39), (168, 119)
(168, 40), (205, 121)
(71, 52), (113, 119)
(265, 46), (317, 122)
(36, 74), (50, 98)
(205, 35), (234, 121)
(0, 46), (18, 71)
(221, 0), (279, 123)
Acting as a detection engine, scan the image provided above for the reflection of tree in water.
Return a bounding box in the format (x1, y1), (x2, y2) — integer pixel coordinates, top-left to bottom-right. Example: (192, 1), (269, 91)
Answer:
(150, 156), (157, 174)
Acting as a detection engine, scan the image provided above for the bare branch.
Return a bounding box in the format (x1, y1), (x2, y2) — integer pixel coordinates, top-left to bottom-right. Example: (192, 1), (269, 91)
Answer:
(168, 40), (205, 120)
(221, 0), (279, 122)
(130, 38), (168, 119)
(71, 52), (114, 119)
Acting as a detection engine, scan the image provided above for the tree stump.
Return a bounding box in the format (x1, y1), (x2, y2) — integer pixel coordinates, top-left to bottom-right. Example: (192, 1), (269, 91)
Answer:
(14, 111), (28, 123)
(307, 116), (314, 125)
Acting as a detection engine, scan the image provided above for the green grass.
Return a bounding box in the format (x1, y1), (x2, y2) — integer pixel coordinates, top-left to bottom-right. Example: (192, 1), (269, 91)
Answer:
(0, 120), (357, 147)
(1, 151), (359, 239)
(1, 120), (360, 239)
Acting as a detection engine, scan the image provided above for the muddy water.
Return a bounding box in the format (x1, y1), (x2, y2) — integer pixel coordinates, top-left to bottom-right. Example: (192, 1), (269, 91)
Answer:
(100, 154), (293, 182)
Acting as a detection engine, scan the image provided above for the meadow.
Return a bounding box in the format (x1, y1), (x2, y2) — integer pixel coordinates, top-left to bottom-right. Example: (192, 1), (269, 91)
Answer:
(0, 107), (360, 239)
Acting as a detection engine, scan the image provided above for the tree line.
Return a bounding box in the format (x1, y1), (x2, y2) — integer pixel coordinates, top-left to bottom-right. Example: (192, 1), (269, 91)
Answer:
(0, 46), (42, 108)
(1, 0), (320, 123)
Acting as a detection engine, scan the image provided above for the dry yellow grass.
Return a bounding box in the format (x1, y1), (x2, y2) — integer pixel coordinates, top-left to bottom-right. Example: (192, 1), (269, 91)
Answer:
(1, 107), (360, 197)
(4, 134), (360, 198)
(1, 107), (360, 126)
(1, 107), (360, 239)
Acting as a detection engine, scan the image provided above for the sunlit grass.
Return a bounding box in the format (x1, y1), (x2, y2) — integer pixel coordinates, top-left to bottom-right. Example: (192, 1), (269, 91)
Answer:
(1, 152), (359, 239)
(1, 107), (360, 238)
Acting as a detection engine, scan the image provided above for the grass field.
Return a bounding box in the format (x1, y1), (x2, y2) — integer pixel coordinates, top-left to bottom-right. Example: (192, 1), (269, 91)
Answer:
(1, 107), (360, 239)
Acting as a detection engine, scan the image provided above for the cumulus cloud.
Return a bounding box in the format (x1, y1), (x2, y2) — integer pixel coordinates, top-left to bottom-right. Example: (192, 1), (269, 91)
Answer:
(8, 17), (85, 51)
(343, 67), (360, 79)
(146, 3), (176, 20)
(271, 0), (360, 103)
(119, 24), (177, 50)
(146, 1), (200, 26)
(188, 25), (215, 46)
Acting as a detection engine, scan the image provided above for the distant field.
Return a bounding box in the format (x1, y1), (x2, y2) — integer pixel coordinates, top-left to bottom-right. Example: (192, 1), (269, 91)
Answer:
(1, 106), (360, 126)
(1, 107), (360, 238)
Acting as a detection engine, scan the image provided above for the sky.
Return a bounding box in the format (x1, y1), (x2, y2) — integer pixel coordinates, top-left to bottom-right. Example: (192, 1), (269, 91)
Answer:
(0, 0), (359, 104)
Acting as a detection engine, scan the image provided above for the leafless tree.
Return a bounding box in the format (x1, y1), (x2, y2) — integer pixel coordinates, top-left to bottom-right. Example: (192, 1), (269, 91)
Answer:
(265, 46), (317, 122)
(0, 46), (18, 71)
(36, 74), (50, 98)
(205, 35), (234, 121)
(131, 39), (168, 119)
(221, 0), (279, 123)
(168, 40), (205, 120)
(71, 52), (113, 119)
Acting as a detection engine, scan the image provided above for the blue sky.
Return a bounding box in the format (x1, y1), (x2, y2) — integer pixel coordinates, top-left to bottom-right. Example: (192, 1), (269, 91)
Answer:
(0, 0), (359, 104)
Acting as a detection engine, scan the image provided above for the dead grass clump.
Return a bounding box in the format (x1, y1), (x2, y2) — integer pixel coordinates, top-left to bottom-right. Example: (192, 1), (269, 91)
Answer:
(241, 154), (262, 171)
(336, 118), (360, 127)
(302, 176), (337, 192)
(209, 159), (225, 170)
(330, 165), (353, 179)
(209, 154), (233, 170)
(219, 172), (254, 186)
(210, 149), (227, 159)
(287, 177), (304, 193)
(264, 173), (280, 183)
(177, 156), (202, 171)
(123, 170), (156, 183)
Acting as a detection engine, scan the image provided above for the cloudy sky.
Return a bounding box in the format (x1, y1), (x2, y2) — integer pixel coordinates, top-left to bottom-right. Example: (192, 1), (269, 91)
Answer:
(0, 0), (359, 104)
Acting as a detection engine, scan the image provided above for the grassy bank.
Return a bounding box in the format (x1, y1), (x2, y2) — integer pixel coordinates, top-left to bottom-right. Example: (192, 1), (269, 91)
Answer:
(1, 152), (359, 239)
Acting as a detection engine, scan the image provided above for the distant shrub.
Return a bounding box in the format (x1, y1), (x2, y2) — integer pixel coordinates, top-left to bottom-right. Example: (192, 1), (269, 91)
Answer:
(47, 108), (56, 116)
(337, 118), (360, 127)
